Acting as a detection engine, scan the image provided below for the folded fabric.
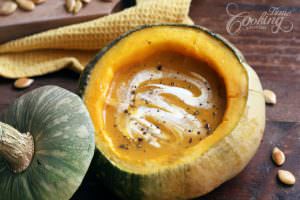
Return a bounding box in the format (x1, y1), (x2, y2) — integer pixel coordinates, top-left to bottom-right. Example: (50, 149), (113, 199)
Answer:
(0, 0), (192, 79)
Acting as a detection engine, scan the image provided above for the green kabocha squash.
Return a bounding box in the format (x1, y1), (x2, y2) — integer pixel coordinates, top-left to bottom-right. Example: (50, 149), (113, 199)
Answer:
(0, 86), (95, 200)
(79, 24), (265, 199)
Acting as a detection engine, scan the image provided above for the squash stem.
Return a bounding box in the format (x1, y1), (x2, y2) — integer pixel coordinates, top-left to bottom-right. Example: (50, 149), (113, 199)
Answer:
(0, 122), (34, 173)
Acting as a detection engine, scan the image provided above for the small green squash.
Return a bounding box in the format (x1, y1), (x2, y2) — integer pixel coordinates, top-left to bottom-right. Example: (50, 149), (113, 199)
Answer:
(0, 86), (95, 200)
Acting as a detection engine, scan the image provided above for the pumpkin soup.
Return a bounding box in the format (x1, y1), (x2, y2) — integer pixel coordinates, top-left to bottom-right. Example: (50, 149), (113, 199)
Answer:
(103, 51), (226, 161)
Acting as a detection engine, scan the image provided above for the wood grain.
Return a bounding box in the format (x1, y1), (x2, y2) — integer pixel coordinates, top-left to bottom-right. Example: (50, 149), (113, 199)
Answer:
(0, 0), (120, 44)
(0, 0), (299, 199)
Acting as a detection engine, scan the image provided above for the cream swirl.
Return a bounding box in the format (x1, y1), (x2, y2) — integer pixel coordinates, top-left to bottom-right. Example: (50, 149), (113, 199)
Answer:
(110, 69), (213, 148)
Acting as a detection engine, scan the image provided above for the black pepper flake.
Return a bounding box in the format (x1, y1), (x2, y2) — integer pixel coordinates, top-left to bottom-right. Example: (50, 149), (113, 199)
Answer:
(131, 90), (136, 95)
(113, 124), (117, 128)
(119, 144), (128, 150)
(188, 129), (192, 133)
(157, 109), (160, 112)
(156, 65), (163, 71)
(212, 111), (217, 116)
(193, 111), (200, 115)
(188, 138), (193, 144)
(199, 103), (203, 106)
(138, 138), (143, 142)
(143, 132), (147, 135)
(156, 125), (160, 129)
(147, 40), (152, 45)
(176, 71), (179, 74)
(207, 87), (211, 90)
(205, 123), (211, 131)
(140, 128), (144, 131)
(197, 131), (201, 135)
(170, 82), (175, 86)
(124, 109), (128, 114)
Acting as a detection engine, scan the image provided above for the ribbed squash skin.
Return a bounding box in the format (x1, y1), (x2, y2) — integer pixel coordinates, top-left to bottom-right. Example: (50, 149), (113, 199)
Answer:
(79, 25), (265, 199)
(0, 86), (95, 200)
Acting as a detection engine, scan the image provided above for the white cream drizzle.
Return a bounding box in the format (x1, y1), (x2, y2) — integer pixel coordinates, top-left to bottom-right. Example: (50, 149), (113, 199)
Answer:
(110, 69), (213, 148)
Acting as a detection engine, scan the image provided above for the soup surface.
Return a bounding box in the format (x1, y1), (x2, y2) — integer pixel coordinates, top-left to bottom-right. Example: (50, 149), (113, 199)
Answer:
(103, 51), (226, 161)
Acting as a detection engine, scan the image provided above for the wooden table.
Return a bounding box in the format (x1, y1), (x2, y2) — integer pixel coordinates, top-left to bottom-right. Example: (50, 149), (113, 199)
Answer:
(0, 0), (299, 199)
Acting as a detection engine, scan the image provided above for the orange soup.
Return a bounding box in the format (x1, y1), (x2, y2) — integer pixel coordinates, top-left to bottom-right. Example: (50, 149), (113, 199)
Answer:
(103, 51), (226, 161)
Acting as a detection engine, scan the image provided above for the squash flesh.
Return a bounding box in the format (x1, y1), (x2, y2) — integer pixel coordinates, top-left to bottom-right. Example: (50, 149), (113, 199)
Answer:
(83, 26), (248, 173)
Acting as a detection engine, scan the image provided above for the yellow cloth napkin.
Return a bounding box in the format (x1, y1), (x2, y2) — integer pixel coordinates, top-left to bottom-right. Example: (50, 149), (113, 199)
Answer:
(0, 0), (192, 79)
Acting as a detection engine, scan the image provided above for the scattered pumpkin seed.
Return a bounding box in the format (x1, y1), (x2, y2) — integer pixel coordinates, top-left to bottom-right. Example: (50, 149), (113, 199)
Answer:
(263, 89), (276, 105)
(16, 0), (35, 11)
(73, 0), (82, 14)
(0, 1), (17, 15)
(14, 78), (34, 89)
(278, 170), (296, 186)
(81, 0), (91, 3)
(272, 147), (285, 166)
(65, 0), (76, 12)
(32, 0), (47, 4)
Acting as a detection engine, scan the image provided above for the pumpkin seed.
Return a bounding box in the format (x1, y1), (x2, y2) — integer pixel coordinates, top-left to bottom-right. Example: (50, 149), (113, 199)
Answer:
(263, 89), (276, 105)
(16, 0), (35, 11)
(14, 78), (34, 89)
(272, 147), (285, 166)
(65, 0), (76, 12)
(278, 170), (296, 185)
(32, 0), (47, 4)
(73, 0), (82, 14)
(81, 0), (91, 3)
(0, 1), (17, 16)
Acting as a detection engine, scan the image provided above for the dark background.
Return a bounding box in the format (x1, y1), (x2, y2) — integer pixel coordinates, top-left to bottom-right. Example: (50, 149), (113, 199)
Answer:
(0, 0), (299, 199)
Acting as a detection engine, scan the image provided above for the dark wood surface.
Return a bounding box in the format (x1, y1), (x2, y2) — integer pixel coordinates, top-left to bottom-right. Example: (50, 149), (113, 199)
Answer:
(0, 0), (299, 199)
